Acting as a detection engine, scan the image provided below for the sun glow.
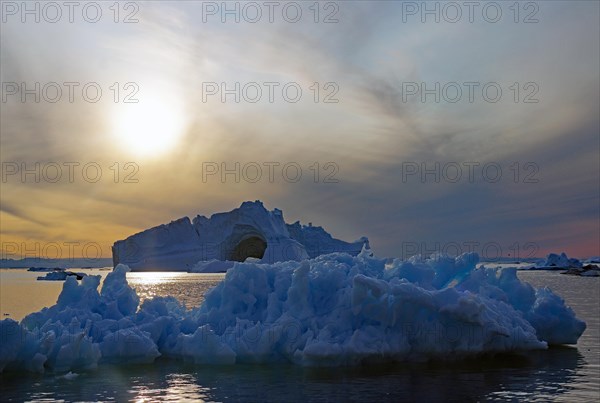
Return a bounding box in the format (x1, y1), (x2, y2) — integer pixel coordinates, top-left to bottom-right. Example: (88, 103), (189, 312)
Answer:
(112, 93), (186, 157)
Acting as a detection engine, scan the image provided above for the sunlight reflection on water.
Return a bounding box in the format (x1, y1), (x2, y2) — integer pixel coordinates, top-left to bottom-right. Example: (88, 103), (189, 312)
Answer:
(127, 272), (225, 309)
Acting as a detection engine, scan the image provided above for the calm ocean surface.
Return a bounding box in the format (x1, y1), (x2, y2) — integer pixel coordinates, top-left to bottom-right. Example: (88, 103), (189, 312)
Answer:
(0, 269), (598, 402)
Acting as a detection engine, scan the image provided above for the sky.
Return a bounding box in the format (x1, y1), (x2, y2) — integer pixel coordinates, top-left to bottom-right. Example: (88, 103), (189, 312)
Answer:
(1, 1), (599, 261)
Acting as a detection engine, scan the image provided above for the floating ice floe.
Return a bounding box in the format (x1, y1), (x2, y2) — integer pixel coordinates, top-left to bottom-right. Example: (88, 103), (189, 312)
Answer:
(37, 270), (87, 281)
(28, 267), (62, 272)
(562, 266), (600, 277)
(0, 249), (586, 373)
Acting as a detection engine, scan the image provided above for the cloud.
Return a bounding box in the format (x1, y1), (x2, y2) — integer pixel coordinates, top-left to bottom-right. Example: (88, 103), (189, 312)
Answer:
(1, 1), (598, 258)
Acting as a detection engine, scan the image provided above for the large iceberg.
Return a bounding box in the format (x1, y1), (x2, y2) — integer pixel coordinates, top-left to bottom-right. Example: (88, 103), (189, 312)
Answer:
(0, 250), (586, 373)
(112, 201), (368, 271)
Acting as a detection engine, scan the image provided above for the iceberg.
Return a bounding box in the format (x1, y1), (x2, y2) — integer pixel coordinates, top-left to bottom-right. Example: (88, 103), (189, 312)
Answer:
(28, 267), (63, 272)
(538, 252), (582, 269)
(526, 252), (600, 275)
(0, 249), (586, 373)
(189, 259), (237, 273)
(112, 201), (368, 271)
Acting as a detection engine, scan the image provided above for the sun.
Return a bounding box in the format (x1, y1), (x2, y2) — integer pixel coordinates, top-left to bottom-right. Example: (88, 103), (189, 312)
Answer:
(112, 94), (186, 157)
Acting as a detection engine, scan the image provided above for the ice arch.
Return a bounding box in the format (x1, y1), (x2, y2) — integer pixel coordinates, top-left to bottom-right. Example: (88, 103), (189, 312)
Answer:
(229, 235), (267, 262)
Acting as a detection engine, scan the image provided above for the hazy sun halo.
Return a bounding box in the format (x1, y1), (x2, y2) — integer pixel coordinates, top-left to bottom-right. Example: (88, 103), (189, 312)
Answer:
(112, 95), (185, 157)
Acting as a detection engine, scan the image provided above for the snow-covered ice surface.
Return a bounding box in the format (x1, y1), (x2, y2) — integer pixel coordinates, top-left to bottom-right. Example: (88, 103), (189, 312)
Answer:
(0, 249), (586, 373)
